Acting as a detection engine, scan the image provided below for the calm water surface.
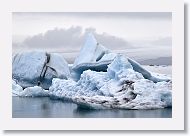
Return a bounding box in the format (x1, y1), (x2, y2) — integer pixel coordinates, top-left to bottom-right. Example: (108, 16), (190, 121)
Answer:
(12, 97), (172, 118)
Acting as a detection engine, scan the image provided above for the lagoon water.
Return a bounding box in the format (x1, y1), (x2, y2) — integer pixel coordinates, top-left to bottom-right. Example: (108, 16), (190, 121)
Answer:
(12, 97), (172, 118)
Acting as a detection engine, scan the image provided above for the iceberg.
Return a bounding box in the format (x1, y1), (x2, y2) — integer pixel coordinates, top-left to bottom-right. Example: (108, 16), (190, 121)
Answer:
(72, 33), (116, 80)
(13, 51), (47, 88)
(71, 33), (170, 82)
(12, 33), (172, 110)
(49, 55), (172, 109)
(12, 51), (70, 89)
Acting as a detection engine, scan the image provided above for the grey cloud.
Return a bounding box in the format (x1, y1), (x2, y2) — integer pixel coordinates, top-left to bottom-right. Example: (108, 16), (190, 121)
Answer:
(14, 26), (131, 52)
(22, 26), (83, 52)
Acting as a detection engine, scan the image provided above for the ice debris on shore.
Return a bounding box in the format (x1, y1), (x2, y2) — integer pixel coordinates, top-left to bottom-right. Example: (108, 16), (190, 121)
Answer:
(12, 33), (172, 109)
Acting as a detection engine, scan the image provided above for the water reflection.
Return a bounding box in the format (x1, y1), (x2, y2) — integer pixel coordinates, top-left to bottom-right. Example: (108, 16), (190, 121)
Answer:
(12, 97), (172, 118)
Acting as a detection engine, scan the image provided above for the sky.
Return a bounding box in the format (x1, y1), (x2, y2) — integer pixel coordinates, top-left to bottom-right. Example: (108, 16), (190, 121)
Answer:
(12, 12), (172, 62)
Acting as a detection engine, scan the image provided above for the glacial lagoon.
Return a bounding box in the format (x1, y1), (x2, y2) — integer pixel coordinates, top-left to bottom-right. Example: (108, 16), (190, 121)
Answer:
(12, 97), (172, 118)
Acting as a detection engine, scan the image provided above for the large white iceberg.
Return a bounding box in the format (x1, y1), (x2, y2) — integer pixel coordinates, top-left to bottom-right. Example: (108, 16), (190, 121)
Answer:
(12, 51), (70, 89)
(49, 55), (172, 109)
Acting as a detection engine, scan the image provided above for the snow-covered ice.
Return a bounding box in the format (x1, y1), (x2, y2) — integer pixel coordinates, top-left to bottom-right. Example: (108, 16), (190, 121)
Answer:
(49, 54), (172, 109)
(12, 80), (49, 97)
(49, 69), (172, 109)
(21, 86), (49, 97)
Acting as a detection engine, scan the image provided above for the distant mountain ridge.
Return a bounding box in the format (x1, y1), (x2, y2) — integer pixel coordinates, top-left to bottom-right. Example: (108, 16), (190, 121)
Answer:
(138, 57), (172, 65)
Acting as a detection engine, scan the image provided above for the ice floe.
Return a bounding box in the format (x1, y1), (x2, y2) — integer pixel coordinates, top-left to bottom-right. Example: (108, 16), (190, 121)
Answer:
(12, 80), (49, 97)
